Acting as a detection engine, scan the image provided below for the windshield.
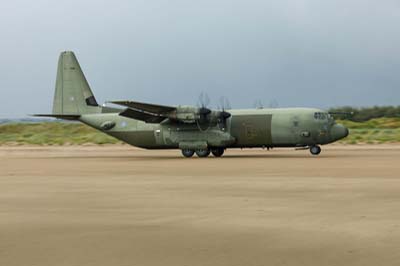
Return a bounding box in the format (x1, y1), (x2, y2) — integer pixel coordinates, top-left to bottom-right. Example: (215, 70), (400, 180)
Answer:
(314, 112), (335, 125)
(314, 112), (329, 120)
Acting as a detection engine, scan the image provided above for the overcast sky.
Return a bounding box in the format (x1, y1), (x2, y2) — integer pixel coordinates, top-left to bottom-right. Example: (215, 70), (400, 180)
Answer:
(0, 0), (399, 117)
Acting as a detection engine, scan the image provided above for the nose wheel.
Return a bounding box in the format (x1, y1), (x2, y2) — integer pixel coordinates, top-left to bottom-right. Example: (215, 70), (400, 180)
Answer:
(310, 145), (321, 155)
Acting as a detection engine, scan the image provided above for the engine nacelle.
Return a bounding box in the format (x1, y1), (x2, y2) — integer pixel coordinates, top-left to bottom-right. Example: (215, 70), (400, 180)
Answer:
(167, 106), (212, 123)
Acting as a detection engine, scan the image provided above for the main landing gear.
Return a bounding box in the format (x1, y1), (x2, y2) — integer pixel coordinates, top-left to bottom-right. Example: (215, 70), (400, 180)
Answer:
(309, 145), (321, 155)
(211, 148), (224, 157)
(195, 149), (211, 158)
(181, 149), (195, 158)
(181, 148), (225, 158)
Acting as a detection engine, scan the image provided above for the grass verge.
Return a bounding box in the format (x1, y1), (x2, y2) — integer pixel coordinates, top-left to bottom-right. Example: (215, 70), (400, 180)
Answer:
(0, 117), (399, 145)
(338, 118), (400, 144)
(0, 122), (120, 145)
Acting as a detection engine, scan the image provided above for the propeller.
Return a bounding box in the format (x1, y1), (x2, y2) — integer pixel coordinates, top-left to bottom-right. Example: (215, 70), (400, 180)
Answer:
(268, 99), (279, 108)
(198, 92), (210, 108)
(218, 96), (231, 118)
(217, 96), (231, 130)
(253, 99), (264, 109)
(198, 92), (211, 113)
(195, 93), (231, 130)
(196, 92), (212, 126)
(219, 96), (231, 110)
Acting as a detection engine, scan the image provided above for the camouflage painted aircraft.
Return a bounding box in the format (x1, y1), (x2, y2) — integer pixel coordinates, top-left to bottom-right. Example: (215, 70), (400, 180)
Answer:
(35, 51), (349, 157)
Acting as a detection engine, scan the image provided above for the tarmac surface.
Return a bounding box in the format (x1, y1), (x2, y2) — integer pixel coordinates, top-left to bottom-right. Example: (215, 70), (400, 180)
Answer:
(1, 145), (400, 266)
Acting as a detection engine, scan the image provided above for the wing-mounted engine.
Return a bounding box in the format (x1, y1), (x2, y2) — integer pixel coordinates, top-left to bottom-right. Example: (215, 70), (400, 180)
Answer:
(169, 106), (211, 124)
(110, 101), (231, 127)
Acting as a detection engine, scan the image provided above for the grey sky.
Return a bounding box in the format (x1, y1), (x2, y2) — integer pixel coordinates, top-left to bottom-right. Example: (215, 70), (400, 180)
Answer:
(0, 0), (399, 118)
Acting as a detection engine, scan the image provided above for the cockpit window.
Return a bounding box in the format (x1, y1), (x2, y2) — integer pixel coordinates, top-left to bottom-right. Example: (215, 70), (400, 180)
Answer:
(314, 112), (329, 120)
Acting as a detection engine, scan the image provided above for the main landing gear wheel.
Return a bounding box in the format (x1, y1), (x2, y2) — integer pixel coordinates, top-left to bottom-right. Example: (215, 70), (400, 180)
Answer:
(195, 149), (211, 158)
(211, 148), (224, 157)
(181, 149), (195, 158)
(310, 145), (321, 155)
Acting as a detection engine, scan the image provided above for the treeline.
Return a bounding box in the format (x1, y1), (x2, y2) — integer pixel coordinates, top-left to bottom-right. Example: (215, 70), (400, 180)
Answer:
(328, 106), (400, 122)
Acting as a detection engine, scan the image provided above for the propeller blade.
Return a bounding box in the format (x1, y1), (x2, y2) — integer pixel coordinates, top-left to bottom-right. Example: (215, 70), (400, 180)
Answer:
(219, 96), (231, 111)
(198, 92), (210, 108)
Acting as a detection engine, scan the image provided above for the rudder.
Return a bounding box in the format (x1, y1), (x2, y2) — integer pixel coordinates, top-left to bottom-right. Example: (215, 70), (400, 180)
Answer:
(52, 51), (100, 115)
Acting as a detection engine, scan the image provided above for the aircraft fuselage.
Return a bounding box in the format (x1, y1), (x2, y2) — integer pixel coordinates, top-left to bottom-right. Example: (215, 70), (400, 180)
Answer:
(80, 107), (348, 150)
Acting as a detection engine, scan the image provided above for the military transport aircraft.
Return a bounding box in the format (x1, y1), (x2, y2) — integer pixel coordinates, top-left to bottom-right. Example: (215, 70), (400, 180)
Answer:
(35, 51), (349, 157)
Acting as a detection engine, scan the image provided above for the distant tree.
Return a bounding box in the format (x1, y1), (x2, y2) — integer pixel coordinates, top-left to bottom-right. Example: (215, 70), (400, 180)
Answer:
(328, 106), (400, 122)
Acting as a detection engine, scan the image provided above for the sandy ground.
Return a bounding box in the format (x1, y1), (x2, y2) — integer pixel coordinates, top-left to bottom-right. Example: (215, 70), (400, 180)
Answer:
(1, 145), (400, 266)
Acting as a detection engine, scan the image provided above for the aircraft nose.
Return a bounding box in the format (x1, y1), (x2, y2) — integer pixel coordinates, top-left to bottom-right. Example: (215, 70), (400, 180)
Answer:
(330, 123), (349, 141)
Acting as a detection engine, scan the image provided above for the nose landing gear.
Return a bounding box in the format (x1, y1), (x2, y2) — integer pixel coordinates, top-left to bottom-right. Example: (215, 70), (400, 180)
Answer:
(310, 145), (321, 155)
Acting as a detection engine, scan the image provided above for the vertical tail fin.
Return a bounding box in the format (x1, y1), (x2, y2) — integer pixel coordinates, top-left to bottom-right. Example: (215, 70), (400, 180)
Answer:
(52, 51), (100, 115)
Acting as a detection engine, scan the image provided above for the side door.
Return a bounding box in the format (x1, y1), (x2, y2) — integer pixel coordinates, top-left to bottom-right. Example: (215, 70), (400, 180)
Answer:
(230, 114), (272, 146)
(290, 115), (302, 144)
(154, 127), (163, 146)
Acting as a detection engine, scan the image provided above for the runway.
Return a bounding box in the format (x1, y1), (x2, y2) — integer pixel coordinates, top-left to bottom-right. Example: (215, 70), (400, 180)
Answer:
(1, 145), (400, 266)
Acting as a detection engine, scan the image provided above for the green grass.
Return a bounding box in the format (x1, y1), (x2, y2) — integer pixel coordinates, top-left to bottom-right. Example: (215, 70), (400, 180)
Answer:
(0, 117), (399, 145)
(0, 122), (121, 145)
(338, 118), (400, 144)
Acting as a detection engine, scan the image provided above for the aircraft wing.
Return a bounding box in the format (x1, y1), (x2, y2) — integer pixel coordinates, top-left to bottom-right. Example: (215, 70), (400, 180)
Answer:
(110, 101), (176, 115)
(119, 108), (167, 123)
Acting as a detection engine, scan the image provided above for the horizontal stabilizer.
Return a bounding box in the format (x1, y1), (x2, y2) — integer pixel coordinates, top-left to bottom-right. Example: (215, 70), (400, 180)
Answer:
(32, 114), (81, 120)
(110, 101), (176, 115)
(119, 108), (167, 123)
